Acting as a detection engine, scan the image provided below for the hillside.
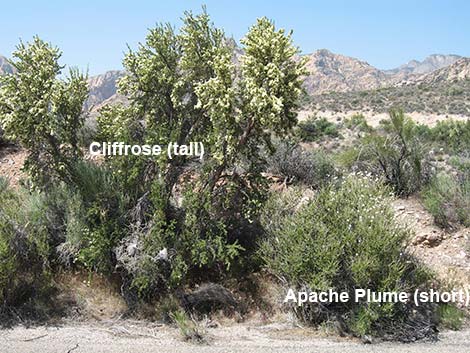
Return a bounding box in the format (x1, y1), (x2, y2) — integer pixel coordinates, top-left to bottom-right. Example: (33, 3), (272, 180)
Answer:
(0, 55), (15, 75)
(385, 54), (462, 77)
(85, 70), (125, 111)
(307, 58), (470, 115)
(302, 49), (389, 94)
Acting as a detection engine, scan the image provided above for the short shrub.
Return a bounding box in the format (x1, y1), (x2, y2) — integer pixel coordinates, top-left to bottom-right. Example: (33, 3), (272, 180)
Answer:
(334, 146), (376, 172)
(429, 120), (470, 152)
(438, 304), (465, 331)
(46, 161), (129, 273)
(344, 114), (373, 133)
(296, 116), (339, 142)
(0, 177), (54, 321)
(268, 142), (340, 188)
(71, 161), (128, 273)
(421, 172), (470, 229)
(260, 176), (434, 338)
(171, 309), (206, 343)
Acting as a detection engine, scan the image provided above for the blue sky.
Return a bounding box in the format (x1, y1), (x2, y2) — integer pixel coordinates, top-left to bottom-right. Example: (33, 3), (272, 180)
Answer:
(1, 1), (469, 75)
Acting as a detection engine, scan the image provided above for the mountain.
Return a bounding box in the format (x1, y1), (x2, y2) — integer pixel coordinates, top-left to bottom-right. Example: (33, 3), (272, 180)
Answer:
(307, 58), (470, 116)
(85, 70), (125, 111)
(386, 54), (462, 77)
(302, 51), (463, 96)
(85, 49), (396, 106)
(412, 57), (470, 85)
(0, 55), (16, 75)
(303, 49), (389, 95)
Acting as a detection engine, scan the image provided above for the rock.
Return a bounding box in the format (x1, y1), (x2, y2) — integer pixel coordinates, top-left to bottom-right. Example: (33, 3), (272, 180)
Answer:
(126, 243), (137, 256)
(426, 232), (442, 246)
(156, 247), (168, 261)
(412, 233), (427, 245)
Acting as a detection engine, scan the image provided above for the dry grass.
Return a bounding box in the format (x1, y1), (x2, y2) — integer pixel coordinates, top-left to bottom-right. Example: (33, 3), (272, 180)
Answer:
(54, 270), (128, 320)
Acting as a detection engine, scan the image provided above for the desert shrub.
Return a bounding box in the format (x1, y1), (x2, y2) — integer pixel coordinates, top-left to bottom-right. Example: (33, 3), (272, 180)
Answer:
(171, 309), (206, 343)
(260, 176), (434, 338)
(438, 304), (465, 331)
(296, 116), (339, 142)
(333, 145), (377, 172)
(69, 161), (128, 273)
(116, 178), (257, 299)
(96, 10), (306, 298)
(267, 142), (340, 188)
(0, 177), (54, 321)
(421, 172), (470, 229)
(334, 147), (362, 170)
(413, 124), (432, 140)
(428, 119), (470, 152)
(344, 113), (373, 133)
(449, 153), (470, 175)
(363, 109), (433, 196)
(0, 37), (88, 189)
(38, 161), (129, 273)
(260, 186), (307, 232)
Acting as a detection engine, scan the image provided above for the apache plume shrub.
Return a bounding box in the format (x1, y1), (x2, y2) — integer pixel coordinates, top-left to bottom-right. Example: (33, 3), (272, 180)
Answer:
(260, 176), (433, 337)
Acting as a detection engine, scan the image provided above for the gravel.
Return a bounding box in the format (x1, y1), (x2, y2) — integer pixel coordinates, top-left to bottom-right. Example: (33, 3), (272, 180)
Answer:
(1, 322), (470, 353)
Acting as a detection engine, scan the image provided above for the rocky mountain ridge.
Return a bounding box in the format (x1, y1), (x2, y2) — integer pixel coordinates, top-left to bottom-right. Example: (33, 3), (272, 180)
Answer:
(302, 50), (464, 95)
(405, 57), (470, 85)
(302, 49), (389, 94)
(385, 54), (462, 76)
(85, 70), (124, 111)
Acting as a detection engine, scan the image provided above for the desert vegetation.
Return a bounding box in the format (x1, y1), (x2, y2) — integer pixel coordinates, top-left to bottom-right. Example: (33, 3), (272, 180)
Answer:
(0, 8), (468, 344)
(306, 79), (470, 115)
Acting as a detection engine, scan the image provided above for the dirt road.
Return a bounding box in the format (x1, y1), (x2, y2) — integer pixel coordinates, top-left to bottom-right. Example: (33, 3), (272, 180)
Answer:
(1, 321), (470, 353)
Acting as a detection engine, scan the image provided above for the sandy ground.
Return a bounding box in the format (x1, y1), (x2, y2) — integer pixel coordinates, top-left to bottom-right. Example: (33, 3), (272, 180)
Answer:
(298, 109), (469, 127)
(1, 321), (470, 353)
(394, 197), (470, 287)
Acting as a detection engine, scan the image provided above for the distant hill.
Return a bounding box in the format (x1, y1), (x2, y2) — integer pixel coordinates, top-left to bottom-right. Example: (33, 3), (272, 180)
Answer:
(0, 55), (15, 75)
(385, 54), (462, 77)
(307, 58), (470, 115)
(408, 57), (470, 85)
(302, 49), (389, 94)
(302, 51), (464, 96)
(85, 70), (125, 111)
(62, 51), (470, 111)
